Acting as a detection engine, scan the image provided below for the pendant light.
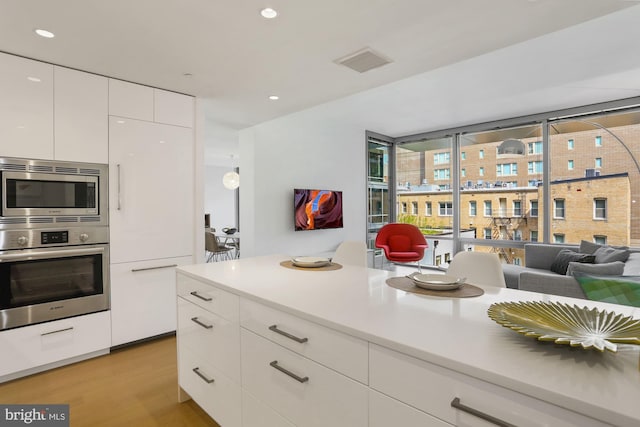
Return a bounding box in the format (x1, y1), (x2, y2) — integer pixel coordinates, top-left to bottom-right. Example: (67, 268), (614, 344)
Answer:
(223, 171), (240, 190)
(223, 154), (240, 190)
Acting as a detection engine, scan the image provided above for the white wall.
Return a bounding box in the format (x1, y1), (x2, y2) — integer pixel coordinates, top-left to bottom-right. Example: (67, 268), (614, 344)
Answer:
(240, 115), (366, 257)
(238, 6), (640, 258)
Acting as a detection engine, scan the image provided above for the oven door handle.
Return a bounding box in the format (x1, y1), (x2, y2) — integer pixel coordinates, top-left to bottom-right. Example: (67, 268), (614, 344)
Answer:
(0, 246), (105, 261)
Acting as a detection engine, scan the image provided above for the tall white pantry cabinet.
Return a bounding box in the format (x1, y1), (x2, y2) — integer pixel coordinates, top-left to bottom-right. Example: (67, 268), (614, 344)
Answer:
(108, 79), (195, 347)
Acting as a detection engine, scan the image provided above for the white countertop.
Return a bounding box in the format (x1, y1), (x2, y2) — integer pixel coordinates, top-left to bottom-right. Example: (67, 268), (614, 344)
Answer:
(177, 254), (640, 426)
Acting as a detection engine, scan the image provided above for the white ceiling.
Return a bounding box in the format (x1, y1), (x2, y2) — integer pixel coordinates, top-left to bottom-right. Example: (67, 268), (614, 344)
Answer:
(1, 0), (638, 132)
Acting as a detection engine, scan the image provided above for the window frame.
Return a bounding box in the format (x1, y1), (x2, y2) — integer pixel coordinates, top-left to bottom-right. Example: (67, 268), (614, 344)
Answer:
(594, 198), (607, 220)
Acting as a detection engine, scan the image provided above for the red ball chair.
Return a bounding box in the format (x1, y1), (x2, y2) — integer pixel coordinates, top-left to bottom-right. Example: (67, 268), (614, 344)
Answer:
(375, 223), (428, 268)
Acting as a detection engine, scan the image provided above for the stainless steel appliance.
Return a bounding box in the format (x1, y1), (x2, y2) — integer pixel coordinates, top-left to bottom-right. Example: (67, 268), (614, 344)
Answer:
(0, 158), (110, 331)
(0, 157), (108, 228)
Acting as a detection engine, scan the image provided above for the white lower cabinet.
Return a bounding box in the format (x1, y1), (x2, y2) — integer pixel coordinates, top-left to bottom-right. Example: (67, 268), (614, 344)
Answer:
(0, 311), (111, 382)
(179, 347), (242, 427)
(111, 256), (192, 346)
(177, 296), (240, 383)
(369, 389), (451, 427)
(369, 344), (609, 427)
(242, 390), (296, 427)
(240, 298), (368, 384)
(240, 328), (368, 427)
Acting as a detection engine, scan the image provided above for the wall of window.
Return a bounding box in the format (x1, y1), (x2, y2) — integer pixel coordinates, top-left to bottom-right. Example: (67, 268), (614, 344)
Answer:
(367, 97), (640, 268)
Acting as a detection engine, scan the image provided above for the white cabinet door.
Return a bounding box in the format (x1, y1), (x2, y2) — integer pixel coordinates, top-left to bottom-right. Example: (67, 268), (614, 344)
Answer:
(0, 52), (53, 159)
(0, 311), (111, 381)
(54, 67), (108, 163)
(177, 295), (241, 382)
(370, 344), (607, 427)
(242, 390), (296, 427)
(241, 328), (368, 427)
(108, 116), (194, 263)
(179, 345), (242, 427)
(369, 389), (451, 427)
(110, 256), (192, 347)
(154, 89), (194, 127)
(108, 79), (154, 121)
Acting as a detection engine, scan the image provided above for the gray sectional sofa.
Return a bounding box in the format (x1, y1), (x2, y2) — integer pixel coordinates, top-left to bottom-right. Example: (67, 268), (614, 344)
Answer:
(502, 242), (640, 299)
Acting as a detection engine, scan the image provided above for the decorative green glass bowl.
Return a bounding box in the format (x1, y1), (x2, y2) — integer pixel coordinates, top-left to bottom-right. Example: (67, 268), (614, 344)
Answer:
(488, 301), (640, 352)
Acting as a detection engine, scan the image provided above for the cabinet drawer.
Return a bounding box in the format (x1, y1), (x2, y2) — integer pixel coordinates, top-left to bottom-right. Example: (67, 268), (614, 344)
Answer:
(177, 297), (240, 382)
(178, 347), (241, 427)
(242, 390), (296, 427)
(369, 389), (451, 427)
(0, 311), (111, 380)
(240, 298), (368, 384)
(240, 328), (367, 427)
(177, 273), (239, 322)
(370, 344), (609, 427)
(111, 257), (192, 346)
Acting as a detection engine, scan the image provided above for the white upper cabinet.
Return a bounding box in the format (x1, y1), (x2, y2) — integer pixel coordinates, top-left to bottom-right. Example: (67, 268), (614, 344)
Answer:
(108, 80), (193, 127)
(0, 52), (54, 159)
(108, 79), (154, 121)
(54, 66), (108, 163)
(108, 116), (194, 263)
(154, 89), (194, 127)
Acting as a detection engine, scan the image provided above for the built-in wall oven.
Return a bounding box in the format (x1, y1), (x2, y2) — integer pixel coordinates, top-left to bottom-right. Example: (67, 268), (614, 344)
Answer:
(0, 157), (109, 331)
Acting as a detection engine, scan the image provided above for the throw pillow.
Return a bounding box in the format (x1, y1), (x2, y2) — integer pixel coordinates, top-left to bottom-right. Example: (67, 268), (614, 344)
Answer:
(593, 246), (630, 264)
(573, 272), (640, 307)
(566, 261), (625, 276)
(549, 249), (595, 275)
(623, 253), (640, 275)
(579, 239), (629, 255)
(579, 240), (600, 255)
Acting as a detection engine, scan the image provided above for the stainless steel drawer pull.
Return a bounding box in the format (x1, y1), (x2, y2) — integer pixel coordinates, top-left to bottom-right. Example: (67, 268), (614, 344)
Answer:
(191, 317), (213, 329)
(190, 291), (213, 301)
(268, 324), (309, 343)
(451, 397), (516, 427)
(269, 360), (309, 383)
(131, 264), (177, 272)
(41, 326), (74, 336)
(192, 367), (215, 384)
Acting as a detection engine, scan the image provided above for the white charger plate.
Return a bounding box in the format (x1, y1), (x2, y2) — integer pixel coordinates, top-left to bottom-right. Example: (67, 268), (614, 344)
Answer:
(291, 256), (331, 268)
(410, 273), (464, 290)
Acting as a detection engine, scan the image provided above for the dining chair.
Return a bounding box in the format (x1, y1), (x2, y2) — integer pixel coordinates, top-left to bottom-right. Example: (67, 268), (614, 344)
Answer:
(446, 251), (506, 287)
(205, 231), (233, 262)
(332, 241), (368, 267)
(375, 223), (428, 271)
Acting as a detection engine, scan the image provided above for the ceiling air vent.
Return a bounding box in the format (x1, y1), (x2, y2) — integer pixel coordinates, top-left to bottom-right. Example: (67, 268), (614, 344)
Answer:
(335, 48), (392, 73)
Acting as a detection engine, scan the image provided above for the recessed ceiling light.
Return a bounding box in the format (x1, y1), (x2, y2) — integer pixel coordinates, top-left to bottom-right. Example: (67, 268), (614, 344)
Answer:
(260, 8), (278, 19)
(269, 95), (279, 100)
(27, 76), (42, 82)
(34, 29), (55, 38)
(116, 120), (126, 124)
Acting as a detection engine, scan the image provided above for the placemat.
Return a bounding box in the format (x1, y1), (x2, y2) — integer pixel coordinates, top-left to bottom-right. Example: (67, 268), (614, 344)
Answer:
(386, 276), (484, 298)
(280, 260), (343, 271)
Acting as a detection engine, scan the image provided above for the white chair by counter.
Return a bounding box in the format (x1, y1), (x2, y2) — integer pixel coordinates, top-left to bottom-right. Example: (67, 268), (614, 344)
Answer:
(446, 251), (506, 287)
(332, 241), (368, 267)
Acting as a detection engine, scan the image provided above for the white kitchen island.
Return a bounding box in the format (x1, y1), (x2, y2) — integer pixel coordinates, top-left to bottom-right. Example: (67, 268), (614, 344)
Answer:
(176, 254), (640, 427)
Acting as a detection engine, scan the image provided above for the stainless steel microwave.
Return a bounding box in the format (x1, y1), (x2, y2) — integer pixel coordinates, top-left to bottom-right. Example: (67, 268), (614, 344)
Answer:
(0, 157), (108, 229)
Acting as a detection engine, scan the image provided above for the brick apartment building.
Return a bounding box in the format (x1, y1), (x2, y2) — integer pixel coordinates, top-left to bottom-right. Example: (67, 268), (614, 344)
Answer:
(394, 123), (639, 263)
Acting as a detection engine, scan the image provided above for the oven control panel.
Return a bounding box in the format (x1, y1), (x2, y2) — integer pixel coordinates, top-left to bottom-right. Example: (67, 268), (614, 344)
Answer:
(0, 227), (109, 250)
(41, 231), (69, 245)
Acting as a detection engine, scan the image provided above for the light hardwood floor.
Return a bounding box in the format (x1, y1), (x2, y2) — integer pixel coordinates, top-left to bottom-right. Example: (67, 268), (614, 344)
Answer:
(0, 335), (220, 427)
